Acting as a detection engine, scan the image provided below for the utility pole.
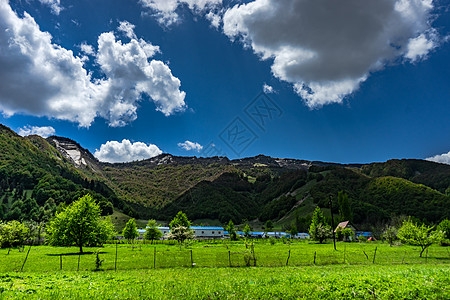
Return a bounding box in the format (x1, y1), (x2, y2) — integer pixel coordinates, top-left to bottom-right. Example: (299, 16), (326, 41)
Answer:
(329, 195), (336, 251)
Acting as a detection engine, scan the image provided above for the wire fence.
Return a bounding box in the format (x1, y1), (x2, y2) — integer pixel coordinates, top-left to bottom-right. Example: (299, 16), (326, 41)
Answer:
(1, 241), (449, 272)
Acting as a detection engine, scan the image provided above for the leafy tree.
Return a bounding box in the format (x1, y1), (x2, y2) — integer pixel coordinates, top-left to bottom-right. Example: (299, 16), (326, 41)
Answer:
(314, 224), (332, 243)
(289, 223), (298, 238)
(437, 219), (450, 245)
(243, 224), (252, 238)
(337, 191), (352, 222)
(397, 219), (444, 257)
(122, 218), (139, 243)
(341, 228), (354, 242)
(169, 211), (191, 229)
(383, 226), (398, 246)
(168, 211), (194, 244)
(265, 220), (273, 233)
(46, 194), (114, 253)
(226, 220), (237, 241)
(0, 220), (29, 249)
(309, 207), (331, 243)
(167, 225), (194, 244)
(143, 219), (162, 243)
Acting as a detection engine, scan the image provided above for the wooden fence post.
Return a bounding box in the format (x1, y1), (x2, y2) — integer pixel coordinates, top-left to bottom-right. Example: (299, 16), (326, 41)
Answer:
(228, 250), (231, 267)
(190, 250), (193, 267)
(20, 245), (32, 272)
(115, 242), (118, 271)
(77, 253), (81, 271)
(313, 251), (317, 264)
(373, 247), (377, 264)
(286, 249), (291, 266)
(60, 254), (62, 270)
(153, 247), (156, 269)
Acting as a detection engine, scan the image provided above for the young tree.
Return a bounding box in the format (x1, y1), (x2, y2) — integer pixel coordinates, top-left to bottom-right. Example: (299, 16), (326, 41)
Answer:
(143, 219), (163, 243)
(0, 220), (29, 249)
(309, 207), (331, 243)
(289, 223), (299, 238)
(168, 211), (194, 244)
(243, 224), (252, 238)
(397, 219), (444, 257)
(226, 220), (237, 241)
(383, 225), (398, 246)
(122, 218), (139, 243)
(46, 194), (114, 253)
(437, 219), (450, 242)
(169, 211), (191, 229)
(167, 225), (194, 244)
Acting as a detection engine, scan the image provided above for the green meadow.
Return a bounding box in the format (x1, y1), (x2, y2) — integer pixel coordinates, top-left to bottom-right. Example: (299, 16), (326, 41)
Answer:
(0, 241), (449, 299)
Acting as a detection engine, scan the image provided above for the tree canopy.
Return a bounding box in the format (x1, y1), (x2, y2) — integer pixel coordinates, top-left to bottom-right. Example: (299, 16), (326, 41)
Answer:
(143, 219), (163, 242)
(46, 194), (114, 253)
(309, 207), (331, 243)
(122, 218), (139, 243)
(397, 219), (444, 257)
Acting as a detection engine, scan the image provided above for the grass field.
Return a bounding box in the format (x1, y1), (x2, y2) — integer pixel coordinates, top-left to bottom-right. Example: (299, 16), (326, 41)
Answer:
(0, 241), (449, 299)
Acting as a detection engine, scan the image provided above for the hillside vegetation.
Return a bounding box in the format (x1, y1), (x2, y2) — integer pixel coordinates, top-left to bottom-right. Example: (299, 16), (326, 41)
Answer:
(0, 124), (449, 229)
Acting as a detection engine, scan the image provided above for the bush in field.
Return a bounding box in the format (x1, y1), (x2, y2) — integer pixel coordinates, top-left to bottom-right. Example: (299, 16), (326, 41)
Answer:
(341, 228), (354, 241)
(437, 219), (450, 245)
(122, 218), (139, 243)
(144, 219), (163, 243)
(243, 224), (252, 238)
(383, 226), (398, 246)
(0, 220), (29, 249)
(46, 194), (114, 253)
(397, 219), (444, 257)
(309, 207), (331, 243)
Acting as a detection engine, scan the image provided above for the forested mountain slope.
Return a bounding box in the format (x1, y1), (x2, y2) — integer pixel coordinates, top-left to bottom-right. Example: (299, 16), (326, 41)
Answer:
(0, 124), (449, 228)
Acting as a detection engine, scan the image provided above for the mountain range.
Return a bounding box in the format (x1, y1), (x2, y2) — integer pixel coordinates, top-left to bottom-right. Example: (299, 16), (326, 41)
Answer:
(0, 124), (449, 231)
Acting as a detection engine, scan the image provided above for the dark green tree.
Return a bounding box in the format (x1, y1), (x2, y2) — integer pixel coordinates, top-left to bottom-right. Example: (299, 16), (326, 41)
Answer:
(337, 191), (352, 222)
(46, 194), (114, 253)
(265, 220), (274, 232)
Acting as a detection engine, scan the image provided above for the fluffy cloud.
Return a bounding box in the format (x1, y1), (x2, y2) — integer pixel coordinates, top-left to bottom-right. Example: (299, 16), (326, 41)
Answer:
(223, 0), (439, 108)
(0, 1), (186, 127)
(37, 0), (62, 15)
(263, 84), (274, 94)
(426, 151), (450, 165)
(140, 0), (222, 26)
(94, 139), (162, 163)
(178, 140), (203, 152)
(18, 125), (55, 138)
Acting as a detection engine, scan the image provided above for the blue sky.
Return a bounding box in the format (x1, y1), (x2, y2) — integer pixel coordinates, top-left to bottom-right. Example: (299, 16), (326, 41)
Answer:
(0, 0), (449, 164)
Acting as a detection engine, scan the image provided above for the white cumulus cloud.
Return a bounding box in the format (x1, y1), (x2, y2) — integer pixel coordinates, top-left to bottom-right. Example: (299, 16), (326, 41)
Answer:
(94, 139), (163, 163)
(0, 1), (186, 127)
(37, 0), (62, 15)
(223, 0), (439, 108)
(140, 0), (222, 26)
(178, 140), (203, 152)
(18, 125), (55, 138)
(426, 151), (450, 165)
